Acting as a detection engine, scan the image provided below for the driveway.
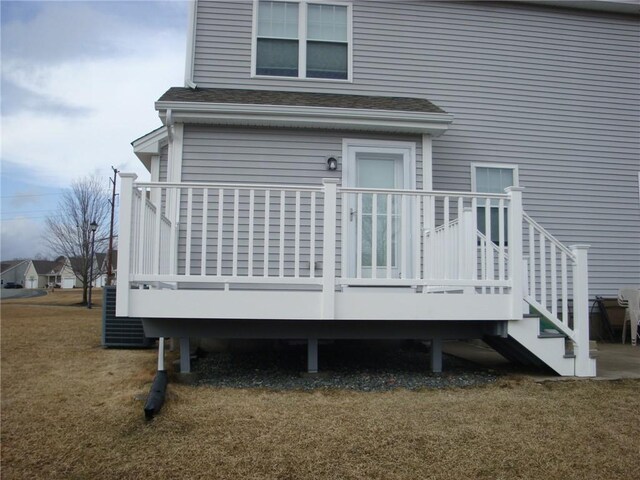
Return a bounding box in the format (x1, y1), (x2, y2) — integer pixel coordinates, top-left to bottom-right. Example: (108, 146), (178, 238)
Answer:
(0, 289), (47, 300)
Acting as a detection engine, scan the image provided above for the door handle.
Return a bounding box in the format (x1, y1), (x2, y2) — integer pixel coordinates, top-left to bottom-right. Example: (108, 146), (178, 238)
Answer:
(350, 208), (357, 221)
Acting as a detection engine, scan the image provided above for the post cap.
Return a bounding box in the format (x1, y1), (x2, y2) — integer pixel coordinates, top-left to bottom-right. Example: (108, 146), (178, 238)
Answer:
(569, 244), (590, 251)
(504, 186), (525, 193)
(119, 173), (138, 180)
(322, 178), (340, 185)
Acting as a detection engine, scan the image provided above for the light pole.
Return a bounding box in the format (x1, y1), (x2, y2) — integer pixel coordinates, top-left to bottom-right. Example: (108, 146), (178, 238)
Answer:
(88, 221), (98, 309)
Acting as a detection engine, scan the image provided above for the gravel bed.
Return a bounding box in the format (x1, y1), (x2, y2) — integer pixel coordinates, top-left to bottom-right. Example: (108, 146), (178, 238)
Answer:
(194, 340), (499, 391)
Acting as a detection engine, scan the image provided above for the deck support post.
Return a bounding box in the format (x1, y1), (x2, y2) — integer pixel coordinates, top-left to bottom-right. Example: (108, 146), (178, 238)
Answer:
(506, 186), (525, 320)
(307, 337), (318, 374)
(115, 173), (137, 317)
(321, 179), (339, 319)
(571, 245), (593, 377)
(179, 337), (191, 373)
(430, 337), (442, 373)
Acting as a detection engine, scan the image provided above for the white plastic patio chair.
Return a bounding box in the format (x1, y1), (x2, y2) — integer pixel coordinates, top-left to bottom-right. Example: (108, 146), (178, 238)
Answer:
(618, 288), (640, 346)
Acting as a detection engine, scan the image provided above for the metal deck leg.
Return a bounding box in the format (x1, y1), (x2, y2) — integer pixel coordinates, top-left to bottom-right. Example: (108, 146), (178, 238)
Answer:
(179, 337), (191, 373)
(430, 337), (442, 373)
(307, 338), (318, 373)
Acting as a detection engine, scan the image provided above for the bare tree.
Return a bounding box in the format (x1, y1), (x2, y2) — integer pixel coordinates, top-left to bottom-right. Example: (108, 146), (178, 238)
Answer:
(44, 176), (110, 304)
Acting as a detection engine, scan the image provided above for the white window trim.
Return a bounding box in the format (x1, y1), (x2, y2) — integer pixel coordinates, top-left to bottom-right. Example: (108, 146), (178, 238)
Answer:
(251, 0), (353, 82)
(342, 139), (417, 189)
(471, 162), (520, 193)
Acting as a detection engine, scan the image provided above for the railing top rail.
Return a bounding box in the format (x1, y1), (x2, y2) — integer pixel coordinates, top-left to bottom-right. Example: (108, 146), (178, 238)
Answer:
(523, 212), (576, 261)
(338, 186), (510, 199)
(134, 180), (323, 192)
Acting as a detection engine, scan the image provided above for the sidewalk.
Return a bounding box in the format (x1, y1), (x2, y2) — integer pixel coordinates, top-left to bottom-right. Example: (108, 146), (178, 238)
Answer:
(443, 340), (640, 380)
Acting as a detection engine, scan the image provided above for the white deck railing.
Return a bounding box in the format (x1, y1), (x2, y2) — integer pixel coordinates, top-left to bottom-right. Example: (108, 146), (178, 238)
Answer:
(116, 173), (591, 375)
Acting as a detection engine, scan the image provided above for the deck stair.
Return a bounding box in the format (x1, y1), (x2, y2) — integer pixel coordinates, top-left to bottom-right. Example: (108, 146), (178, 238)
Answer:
(484, 315), (596, 376)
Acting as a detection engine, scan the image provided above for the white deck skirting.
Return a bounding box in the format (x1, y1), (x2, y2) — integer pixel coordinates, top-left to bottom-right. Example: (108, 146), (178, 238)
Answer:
(128, 288), (512, 321)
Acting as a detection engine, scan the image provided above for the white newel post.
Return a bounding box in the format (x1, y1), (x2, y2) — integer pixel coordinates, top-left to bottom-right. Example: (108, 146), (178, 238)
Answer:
(462, 207), (475, 293)
(116, 173), (137, 317)
(321, 179), (339, 319)
(571, 244), (593, 377)
(506, 186), (525, 320)
(522, 255), (530, 315)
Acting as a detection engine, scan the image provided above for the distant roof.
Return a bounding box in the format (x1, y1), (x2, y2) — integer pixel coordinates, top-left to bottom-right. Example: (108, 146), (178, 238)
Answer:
(31, 260), (62, 275)
(1, 260), (26, 273)
(157, 87), (447, 114)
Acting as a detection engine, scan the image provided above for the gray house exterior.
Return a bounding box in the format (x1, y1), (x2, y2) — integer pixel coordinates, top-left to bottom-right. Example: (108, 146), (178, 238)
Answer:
(121, 0), (639, 377)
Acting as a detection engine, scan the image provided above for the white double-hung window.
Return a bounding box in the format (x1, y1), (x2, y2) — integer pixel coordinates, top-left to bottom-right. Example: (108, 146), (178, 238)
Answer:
(472, 163), (519, 245)
(254, 0), (351, 80)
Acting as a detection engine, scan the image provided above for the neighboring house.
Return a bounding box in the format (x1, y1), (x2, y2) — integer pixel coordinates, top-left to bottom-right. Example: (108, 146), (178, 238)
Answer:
(118, 1), (640, 377)
(22, 258), (75, 288)
(1, 260), (29, 287)
(93, 251), (118, 287)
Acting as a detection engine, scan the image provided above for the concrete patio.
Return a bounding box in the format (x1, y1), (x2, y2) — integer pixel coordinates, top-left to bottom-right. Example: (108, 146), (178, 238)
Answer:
(443, 341), (640, 380)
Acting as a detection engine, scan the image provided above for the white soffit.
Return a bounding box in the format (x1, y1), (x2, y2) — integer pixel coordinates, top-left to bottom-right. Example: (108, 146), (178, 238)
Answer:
(155, 102), (455, 137)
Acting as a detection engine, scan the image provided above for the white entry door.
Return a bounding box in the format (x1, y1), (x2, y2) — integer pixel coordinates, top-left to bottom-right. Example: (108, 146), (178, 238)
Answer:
(343, 140), (415, 279)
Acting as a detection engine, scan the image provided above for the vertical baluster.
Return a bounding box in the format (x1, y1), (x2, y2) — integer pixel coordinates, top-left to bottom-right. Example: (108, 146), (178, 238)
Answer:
(529, 223), (535, 298)
(443, 196), (450, 279)
(551, 243), (557, 317)
(371, 194), (377, 279)
(561, 251), (568, 325)
(232, 189), (239, 277)
(401, 194), (408, 279)
(137, 189), (147, 275)
(185, 188), (193, 276)
(498, 198), (505, 293)
(263, 190), (270, 277)
(248, 189), (255, 277)
(484, 198), (493, 291)
(216, 189), (224, 277)
(200, 188), (208, 276)
(457, 197), (463, 280)
(480, 237), (486, 294)
(414, 194), (421, 281)
(294, 191), (300, 278)
(386, 193), (392, 279)
(471, 197), (478, 281)
(310, 192), (316, 278)
(422, 196), (428, 281)
(340, 192), (348, 280)
(540, 232), (547, 309)
(356, 193), (363, 279)
(428, 195), (436, 280)
(169, 187), (178, 276)
(279, 190), (285, 277)
(154, 188), (162, 275)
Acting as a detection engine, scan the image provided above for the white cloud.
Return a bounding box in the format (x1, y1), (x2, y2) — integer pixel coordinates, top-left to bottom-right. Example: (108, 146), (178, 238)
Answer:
(1, 1), (187, 186)
(1, 217), (46, 260)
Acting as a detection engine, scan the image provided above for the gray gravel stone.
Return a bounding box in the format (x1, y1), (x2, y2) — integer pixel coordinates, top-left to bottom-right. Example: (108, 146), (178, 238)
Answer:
(194, 340), (498, 391)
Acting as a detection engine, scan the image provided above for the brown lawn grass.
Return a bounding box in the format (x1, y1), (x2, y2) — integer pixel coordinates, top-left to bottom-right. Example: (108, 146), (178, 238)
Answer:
(1, 289), (639, 480)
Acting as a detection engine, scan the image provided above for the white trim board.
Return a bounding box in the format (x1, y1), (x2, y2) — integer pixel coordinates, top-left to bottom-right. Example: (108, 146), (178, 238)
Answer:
(156, 102), (454, 136)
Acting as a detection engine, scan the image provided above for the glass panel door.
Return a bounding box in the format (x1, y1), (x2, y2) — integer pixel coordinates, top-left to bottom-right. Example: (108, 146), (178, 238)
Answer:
(355, 152), (403, 278)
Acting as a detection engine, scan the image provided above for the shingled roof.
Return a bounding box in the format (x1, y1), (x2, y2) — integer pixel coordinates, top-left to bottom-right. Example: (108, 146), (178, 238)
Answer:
(157, 87), (446, 114)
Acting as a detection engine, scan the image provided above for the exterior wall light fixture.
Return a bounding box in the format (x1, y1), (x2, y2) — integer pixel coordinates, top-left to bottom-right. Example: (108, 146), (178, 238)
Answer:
(327, 157), (338, 171)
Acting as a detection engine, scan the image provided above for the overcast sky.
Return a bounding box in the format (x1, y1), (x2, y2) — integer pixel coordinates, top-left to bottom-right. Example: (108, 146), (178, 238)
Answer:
(1, 0), (188, 260)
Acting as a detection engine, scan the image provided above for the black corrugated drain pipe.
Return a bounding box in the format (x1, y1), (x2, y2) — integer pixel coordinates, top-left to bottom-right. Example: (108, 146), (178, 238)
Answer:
(144, 337), (168, 420)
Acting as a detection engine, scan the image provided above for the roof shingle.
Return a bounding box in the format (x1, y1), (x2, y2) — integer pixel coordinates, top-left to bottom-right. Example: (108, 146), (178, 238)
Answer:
(157, 87), (446, 114)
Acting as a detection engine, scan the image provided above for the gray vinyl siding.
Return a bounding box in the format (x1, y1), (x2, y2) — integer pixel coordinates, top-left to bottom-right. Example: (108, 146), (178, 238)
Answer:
(159, 145), (168, 182)
(190, 0), (640, 297)
(177, 125), (422, 278)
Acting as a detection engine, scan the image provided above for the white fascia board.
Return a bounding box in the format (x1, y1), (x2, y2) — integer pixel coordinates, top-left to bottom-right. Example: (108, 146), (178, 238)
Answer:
(155, 102), (455, 136)
(131, 127), (168, 171)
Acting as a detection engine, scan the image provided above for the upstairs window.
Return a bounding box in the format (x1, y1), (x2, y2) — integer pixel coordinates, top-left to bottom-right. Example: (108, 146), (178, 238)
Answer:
(472, 164), (519, 245)
(254, 0), (351, 80)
